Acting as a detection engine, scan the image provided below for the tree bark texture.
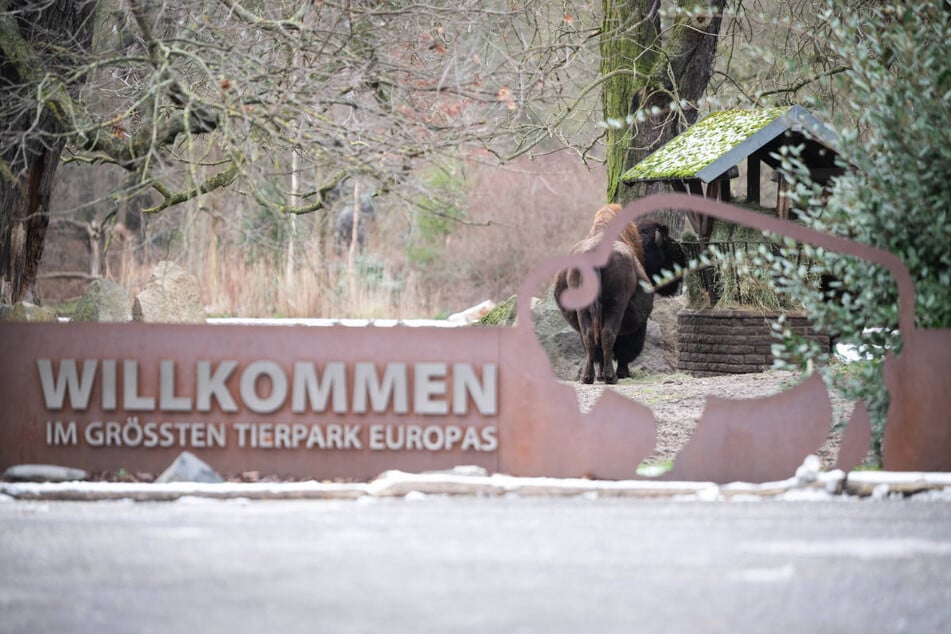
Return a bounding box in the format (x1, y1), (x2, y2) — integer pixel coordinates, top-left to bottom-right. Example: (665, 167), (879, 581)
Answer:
(0, 0), (96, 303)
(601, 0), (727, 205)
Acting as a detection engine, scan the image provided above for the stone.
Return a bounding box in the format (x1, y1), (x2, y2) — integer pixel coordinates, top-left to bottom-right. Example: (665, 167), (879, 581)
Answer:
(649, 295), (685, 369)
(477, 295), (517, 327)
(132, 261), (205, 323)
(155, 451), (223, 484)
(2, 464), (88, 482)
(72, 278), (132, 322)
(2, 301), (57, 322)
(448, 299), (496, 325)
(629, 319), (670, 374)
(531, 288), (584, 380)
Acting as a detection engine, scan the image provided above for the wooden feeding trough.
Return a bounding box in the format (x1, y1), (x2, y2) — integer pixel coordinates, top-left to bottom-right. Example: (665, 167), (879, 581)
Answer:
(621, 105), (843, 243)
(621, 106), (843, 374)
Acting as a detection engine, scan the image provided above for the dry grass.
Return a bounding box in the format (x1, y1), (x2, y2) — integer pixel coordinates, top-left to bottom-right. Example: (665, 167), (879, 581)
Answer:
(40, 152), (606, 319)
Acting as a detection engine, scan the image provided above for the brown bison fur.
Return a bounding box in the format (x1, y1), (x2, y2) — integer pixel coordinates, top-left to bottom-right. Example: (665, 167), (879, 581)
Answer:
(555, 206), (654, 384)
(590, 203), (645, 266)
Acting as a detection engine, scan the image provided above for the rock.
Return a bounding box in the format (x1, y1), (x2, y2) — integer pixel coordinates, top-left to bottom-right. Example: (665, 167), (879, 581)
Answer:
(1, 301), (57, 322)
(795, 454), (821, 484)
(2, 464), (88, 482)
(477, 295), (517, 327)
(650, 295), (685, 369)
(449, 299), (496, 325)
(132, 261), (205, 323)
(531, 288), (584, 380)
(155, 451), (223, 484)
(72, 278), (132, 322)
(630, 319), (670, 374)
(530, 287), (678, 381)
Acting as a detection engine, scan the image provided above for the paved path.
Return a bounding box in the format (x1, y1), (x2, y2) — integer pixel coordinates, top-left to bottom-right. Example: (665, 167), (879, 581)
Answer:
(2, 496), (950, 633)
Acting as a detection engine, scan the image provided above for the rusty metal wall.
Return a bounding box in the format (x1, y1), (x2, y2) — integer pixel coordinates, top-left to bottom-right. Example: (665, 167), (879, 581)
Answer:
(1, 194), (948, 482)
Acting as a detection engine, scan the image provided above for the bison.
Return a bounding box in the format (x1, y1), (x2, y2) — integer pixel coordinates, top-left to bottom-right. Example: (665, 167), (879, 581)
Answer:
(555, 204), (654, 384)
(555, 204), (685, 383)
(638, 218), (686, 297)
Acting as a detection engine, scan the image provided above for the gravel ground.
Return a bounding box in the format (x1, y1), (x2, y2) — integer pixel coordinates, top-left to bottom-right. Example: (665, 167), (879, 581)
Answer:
(571, 369), (856, 467)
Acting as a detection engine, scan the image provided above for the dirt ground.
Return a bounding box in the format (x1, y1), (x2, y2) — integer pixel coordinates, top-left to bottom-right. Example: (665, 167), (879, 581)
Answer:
(571, 369), (856, 468)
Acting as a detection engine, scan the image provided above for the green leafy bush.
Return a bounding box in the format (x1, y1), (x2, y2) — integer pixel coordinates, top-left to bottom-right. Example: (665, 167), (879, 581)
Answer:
(767, 1), (951, 462)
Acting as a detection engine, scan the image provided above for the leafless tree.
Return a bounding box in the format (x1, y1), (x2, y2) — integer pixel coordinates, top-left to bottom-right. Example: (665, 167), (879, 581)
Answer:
(2, 0), (607, 303)
(1, 0), (862, 304)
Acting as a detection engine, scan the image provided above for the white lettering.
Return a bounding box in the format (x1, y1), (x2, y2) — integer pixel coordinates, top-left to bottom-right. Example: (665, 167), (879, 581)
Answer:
(422, 425), (443, 451)
(123, 361), (155, 411)
(306, 424), (325, 449)
(102, 360), (117, 410)
(352, 363), (408, 414)
(406, 425), (422, 450)
(207, 423), (226, 448)
(453, 363), (497, 415)
(257, 423), (273, 448)
(47, 421), (77, 446)
(369, 424), (385, 450)
(240, 361), (288, 414)
(386, 424), (404, 450)
(291, 423), (308, 448)
(326, 424), (343, 449)
(415, 363), (448, 415)
(121, 417), (143, 446)
(160, 361), (192, 411)
(85, 421), (103, 446)
(444, 425), (462, 450)
(159, 422), (175, 447)
(143, 422), (159, 447)
(234, 422), (251, 448)
(274, 423), (291, 448)
(291, 362), (347, 413)
(190, 423), (206, 448)
(105, 421), (121, 446)
(37, 359), (97, 410)
(461, 426), (481, 451)
(197, 361), (238, 412)
(480, 426), (498, 452)
(343, 425), (361, 449)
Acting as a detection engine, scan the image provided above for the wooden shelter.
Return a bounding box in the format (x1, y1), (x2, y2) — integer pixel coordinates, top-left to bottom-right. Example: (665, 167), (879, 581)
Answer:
(621, 105), (842, 243)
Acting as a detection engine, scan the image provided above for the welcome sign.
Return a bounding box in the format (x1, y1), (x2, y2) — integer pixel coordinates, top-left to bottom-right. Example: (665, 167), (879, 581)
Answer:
(37, 357), (498, 452)
(2, 194), (948, 481)
(1, 323), (511, 479)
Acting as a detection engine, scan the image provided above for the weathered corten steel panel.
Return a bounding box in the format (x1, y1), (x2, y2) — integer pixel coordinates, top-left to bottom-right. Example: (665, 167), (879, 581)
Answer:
(0, 324), (504, 480)
(1, 193), (947, 481)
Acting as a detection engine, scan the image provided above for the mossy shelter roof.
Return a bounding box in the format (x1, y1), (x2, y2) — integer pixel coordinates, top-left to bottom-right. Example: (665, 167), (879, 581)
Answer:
(621, 105), (839, 184)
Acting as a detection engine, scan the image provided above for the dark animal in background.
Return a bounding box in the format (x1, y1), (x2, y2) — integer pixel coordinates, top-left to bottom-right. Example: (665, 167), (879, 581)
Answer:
(611, 217), (685, 373)
(638, 218), (687, 297)
(555, 204), (654, 384)
(334, 196), (377, 252)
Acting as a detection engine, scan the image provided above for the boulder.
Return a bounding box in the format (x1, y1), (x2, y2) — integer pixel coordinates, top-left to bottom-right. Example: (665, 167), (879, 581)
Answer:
(155, 451), (223, 484)
(531, 288), (585, 381)
(132, 261), (205, 323)
(448, 299), (496, 325)
(477, 295), (517, 327)
(2, 464), (88, 482)
(1, 301), (56, 322)
(72, 278), (131, 322)
(649, 295), (686, 369)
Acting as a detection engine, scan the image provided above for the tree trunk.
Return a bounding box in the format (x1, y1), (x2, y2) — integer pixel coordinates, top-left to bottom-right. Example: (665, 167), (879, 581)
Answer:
(601, 0), (727, 206)
(0, 0), (96, 304)
(347, 181), (361, 299)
